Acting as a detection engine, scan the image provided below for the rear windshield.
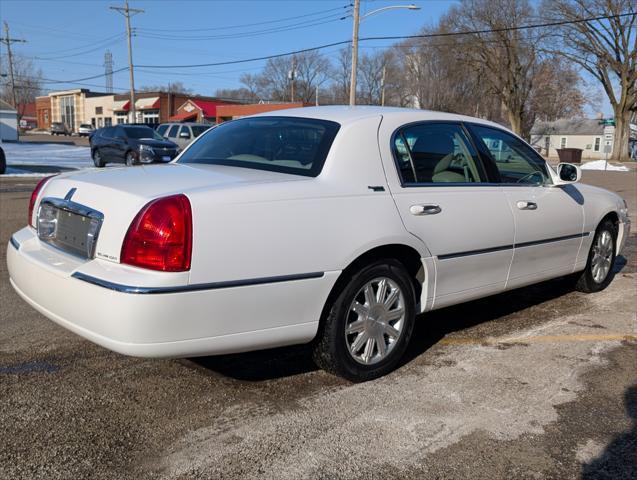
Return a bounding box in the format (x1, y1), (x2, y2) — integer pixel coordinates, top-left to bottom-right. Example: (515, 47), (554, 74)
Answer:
(177, 117), (340, 177)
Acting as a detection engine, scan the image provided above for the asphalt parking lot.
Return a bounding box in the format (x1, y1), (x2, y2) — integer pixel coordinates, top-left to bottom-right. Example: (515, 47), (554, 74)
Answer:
(1, 170), (635, 480)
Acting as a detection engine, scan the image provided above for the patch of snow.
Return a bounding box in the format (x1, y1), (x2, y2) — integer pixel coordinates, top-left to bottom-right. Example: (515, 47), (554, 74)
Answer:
(2, 142), (92, 169)
(580, 160), (629, 172)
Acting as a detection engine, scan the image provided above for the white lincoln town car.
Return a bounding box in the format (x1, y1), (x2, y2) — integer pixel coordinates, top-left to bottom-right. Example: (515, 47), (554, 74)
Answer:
(7, 107), (631, 381)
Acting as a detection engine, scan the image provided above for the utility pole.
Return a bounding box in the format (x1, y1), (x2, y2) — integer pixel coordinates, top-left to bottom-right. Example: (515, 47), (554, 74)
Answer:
(380, 65), (386, 106)
(1, 22), (27, 109)
(349, 0), (361, 106)
(110, 1), (143, 123)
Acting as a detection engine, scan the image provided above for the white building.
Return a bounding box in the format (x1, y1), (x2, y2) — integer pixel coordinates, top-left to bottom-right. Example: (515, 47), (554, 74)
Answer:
(84, 95), (115, 128)
(0, 99), (18, 141)
(530, 118), (606, 160)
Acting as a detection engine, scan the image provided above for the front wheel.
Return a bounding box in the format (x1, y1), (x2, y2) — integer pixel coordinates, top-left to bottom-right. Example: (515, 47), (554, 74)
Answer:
(312, 259), (416, 382)
(125, 151), (138, 167)
(575, 218), (617, 293)
(92, 149), (105, 168)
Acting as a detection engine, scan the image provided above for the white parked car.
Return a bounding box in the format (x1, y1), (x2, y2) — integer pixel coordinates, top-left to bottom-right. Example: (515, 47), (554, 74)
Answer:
(78, 124), (95, 137)
(7, 107), (631, 381)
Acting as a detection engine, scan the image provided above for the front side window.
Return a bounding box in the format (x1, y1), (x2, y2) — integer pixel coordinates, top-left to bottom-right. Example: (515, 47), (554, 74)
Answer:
(392, 123), (486, 184)
(470, 125), (551, 185)
(178, 117), (340, 177)
(179, 126), (192, 138)
(157, 125), (168, 136)
(191, 125), (209, 137)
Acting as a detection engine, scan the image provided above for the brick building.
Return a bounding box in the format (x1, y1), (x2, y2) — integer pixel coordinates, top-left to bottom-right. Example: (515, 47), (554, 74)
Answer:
(215, 102), (306, 123)
(113, 91), (238, 125)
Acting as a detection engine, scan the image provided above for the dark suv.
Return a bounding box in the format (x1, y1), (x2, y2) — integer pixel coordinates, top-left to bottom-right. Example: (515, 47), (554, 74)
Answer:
(90, 125), (179, 167)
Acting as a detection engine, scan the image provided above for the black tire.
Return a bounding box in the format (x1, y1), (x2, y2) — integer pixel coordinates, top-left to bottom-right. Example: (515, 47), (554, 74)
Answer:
(0, 146), (6, 174)
(312, 259), (416, 382)
(575, 218), (617, 293)
(125, 151), (137, 166)
(92, 149), (105, 168)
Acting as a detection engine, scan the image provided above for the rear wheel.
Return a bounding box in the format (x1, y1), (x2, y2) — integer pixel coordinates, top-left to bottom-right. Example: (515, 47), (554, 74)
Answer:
(575, 218), (617, 293)
(312, 259), (416, 382)
(92, 149), (105, 168)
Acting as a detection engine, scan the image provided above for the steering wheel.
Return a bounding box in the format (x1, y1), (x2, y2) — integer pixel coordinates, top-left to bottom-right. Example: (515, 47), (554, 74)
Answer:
(516, 171), (545, 185)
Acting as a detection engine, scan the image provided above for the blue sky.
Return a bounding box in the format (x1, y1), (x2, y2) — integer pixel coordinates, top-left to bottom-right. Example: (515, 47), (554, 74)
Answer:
(1, 0), (609, 114)
(0, 0), (457, 94)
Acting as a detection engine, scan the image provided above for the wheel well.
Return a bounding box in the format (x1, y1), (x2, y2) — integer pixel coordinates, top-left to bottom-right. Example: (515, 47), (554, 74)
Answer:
(600, 211), (619, 230)
(317, 244), (424, 329)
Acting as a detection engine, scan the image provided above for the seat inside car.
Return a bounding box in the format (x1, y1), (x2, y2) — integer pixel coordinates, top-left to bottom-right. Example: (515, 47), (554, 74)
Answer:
(411, 133), (466, 183)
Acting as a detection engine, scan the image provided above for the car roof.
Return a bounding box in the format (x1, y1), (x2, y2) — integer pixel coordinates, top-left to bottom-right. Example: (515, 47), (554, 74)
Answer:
(251, 105), (509, 131)
(160, 122), (210, 127)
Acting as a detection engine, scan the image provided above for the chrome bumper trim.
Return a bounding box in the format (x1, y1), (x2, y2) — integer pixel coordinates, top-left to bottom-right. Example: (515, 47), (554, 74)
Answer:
(71, 271), (325, 295)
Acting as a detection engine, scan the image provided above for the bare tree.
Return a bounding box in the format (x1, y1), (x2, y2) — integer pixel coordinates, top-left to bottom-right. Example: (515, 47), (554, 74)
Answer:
(529, 56), (587, 122)
(542, 0), (637, 161)
(442, 0), (542, 138)
(0, 54), (44, 121)
(329, 48), (351, 104)
(139, 81), (192, 94)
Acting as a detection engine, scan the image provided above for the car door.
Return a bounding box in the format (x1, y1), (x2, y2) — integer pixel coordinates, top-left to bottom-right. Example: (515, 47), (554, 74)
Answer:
(467, 124), (585, 288)
(177, 125), (192, 148)
(166, 124), (179, 145)
(113, 126), (129, 162)
(97, 127), (115, 160)
(380, 121), (515, 309)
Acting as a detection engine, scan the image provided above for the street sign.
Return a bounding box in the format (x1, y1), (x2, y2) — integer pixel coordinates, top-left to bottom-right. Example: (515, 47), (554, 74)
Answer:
(598, 119), (615, 126)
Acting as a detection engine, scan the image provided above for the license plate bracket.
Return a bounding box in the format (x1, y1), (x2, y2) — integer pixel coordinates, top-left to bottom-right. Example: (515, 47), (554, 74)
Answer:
(37, 198), (104, 259)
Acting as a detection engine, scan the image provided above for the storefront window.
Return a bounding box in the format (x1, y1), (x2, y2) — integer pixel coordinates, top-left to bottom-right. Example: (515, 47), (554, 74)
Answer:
(60, 96), (75, 132)
(142, 109), (159, 125)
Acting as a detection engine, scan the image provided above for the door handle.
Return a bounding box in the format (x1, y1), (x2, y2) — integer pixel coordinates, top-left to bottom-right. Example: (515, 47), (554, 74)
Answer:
(516, 201), (537, 210)
(410, 204), (442, 216)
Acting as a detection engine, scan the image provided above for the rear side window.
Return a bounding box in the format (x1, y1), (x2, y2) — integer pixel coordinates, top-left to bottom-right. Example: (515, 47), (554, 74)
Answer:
(157, 125), (168, 136)
(178, 117), (340, 177)
(167, 125), (179, 138)
(469, 125), (551, 185)
(392, 123), (486, 184)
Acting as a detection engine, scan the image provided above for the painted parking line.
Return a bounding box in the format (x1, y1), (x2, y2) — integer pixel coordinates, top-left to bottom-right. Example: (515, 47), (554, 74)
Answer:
(440, 333), (637, 346)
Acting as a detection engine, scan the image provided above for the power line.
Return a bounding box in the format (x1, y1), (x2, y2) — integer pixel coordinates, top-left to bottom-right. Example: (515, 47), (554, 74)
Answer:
(136, 4), (350, 33)
(31, 33), (124, 59)
(135, 11), (636, 69)
(134, 13), (348, 41)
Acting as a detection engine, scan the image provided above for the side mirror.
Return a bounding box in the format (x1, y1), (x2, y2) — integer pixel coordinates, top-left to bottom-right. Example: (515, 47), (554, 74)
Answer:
(556, 163), (581, 184)
(179, 132), (191, 139)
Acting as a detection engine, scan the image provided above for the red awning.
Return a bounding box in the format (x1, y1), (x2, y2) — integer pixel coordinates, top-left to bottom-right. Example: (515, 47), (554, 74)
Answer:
(168, 111), (197, 122)
(113, 100), (130, 112)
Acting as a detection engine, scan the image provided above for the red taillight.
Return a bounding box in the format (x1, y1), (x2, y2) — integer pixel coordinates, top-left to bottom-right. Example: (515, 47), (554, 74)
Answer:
(28, 176), (55, 227)
(121, 194), (192, 272)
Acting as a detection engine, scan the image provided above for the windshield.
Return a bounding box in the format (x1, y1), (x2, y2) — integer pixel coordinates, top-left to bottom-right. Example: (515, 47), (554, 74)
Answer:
(123, 126), (165, 140)
(191, 126), (209, 137)
(177, 117), (340, 177)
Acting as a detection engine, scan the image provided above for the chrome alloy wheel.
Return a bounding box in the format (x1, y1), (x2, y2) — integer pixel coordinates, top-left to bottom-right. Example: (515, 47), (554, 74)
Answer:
(591, 230), (613, 284)
(345, 277), (406, 365)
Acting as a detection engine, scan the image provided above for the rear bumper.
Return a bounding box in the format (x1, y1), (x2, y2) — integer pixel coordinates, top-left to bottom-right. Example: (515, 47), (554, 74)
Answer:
(7, 229), (337, 358)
